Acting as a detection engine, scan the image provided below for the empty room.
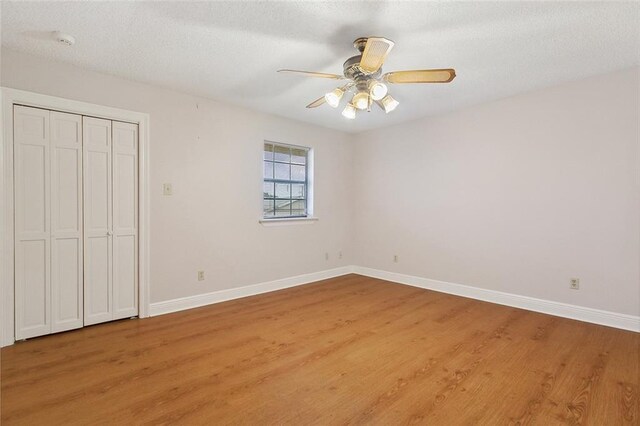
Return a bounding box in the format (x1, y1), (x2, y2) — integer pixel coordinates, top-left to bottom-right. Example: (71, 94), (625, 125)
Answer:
(0, 1), (638, 424)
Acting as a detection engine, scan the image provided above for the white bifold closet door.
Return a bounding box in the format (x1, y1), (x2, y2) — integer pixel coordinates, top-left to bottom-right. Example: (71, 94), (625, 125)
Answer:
(50, 111), (84, 333)
(111, 121), (139, 320)
(14, 106), (84, 339)
(83, 117), (113, 325)
(14, 105), (138, 339)
(83, 117), (138, 325)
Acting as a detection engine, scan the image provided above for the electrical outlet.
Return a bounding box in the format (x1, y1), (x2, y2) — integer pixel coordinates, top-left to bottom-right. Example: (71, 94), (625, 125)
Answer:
(393, 255), (399, 263)
(570, 278), (579, 290)
(198, 271), (205, 281)
(338, 250), (343, 260)
(163, 183), (173, 196)
(325, 252), (329, 261)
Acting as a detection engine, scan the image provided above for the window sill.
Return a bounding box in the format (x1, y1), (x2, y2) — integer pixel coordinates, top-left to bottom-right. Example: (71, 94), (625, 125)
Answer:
(259, 217), (318, 226)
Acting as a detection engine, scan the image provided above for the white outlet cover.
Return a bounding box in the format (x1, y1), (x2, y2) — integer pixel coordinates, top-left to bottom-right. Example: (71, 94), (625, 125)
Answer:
(163, 183), (173, 196)
(570, 278), (580, 289)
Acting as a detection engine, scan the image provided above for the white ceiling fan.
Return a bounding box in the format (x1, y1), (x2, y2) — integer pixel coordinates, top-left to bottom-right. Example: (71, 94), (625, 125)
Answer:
(278, 36), (456, 119)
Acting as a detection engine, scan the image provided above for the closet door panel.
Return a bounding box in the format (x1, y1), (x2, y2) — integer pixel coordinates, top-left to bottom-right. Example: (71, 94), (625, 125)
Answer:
(14, 106), (51, 339)
(114, 235), (136, 317)
(112, 122), (138, 319)
(20, 145), (47, 233)
(52, 238), (81, 325)
(87, 152), (110, 228)
(87, 236), (110, 318)
(50, 112), (83, 332)
(18, 240), (49, 336)
(83, 117), (113, 325)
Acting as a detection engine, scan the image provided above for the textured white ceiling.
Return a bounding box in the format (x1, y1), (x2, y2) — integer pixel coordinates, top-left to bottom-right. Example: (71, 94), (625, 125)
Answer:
(2, 1), (639, 133)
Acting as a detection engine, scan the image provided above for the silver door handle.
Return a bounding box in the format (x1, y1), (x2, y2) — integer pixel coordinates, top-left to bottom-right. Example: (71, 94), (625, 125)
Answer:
(107, 231), (113, 236)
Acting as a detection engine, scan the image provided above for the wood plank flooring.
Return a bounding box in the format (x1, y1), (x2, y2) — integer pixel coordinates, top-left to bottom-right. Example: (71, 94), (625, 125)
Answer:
(1, 274), (638, 425)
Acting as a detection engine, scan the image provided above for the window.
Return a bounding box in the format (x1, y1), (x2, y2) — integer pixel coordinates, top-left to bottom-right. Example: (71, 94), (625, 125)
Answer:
(263, 142), (310, 218)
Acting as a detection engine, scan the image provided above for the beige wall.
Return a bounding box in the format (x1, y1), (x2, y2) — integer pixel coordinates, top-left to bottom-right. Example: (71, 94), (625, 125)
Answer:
(352, 68), (640, 316)
(1, 49), (354, 303)
(3, 48), (638, 317)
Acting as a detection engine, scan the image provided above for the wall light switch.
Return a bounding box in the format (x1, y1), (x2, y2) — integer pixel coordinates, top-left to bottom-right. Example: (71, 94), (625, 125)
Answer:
(163, 183), (173, 196)
(198, 271), (205, 281)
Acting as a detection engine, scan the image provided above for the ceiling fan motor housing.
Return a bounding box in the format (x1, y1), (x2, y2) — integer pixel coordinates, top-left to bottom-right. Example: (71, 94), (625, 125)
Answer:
(343, 55), (382, 82)
(344, 37), (387, 83)
(353, 37), (369, 52)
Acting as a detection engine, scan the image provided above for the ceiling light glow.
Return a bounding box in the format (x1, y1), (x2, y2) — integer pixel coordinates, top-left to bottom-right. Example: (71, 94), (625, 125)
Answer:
(369, 81), (388, 101)
(380, 95), (399, 113)
(324, 87), (344, 108)
(352, 92), (369, 110)
(342, 103), (356, 119)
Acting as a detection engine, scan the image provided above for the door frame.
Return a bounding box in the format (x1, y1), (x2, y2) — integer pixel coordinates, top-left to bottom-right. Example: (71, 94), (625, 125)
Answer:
(1, 88), (151, 347)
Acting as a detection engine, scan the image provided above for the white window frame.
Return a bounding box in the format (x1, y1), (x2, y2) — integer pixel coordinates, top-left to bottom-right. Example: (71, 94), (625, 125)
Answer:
(260, 140), (316, 225)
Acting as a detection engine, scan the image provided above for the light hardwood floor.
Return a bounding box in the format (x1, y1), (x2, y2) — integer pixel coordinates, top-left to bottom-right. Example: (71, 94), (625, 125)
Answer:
(1, 274), (638, 425)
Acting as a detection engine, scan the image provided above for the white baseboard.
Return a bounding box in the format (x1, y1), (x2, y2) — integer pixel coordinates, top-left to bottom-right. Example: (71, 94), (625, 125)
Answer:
(351, 266), (640, 333)
(149, 266), (353, 317)
(151, 265), (638, 332)
(5, 264), (635, 348)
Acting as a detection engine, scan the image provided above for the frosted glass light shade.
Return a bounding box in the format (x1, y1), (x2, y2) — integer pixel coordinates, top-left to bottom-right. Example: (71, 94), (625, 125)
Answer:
(352, 92), (369, 110)
(380, 94), (399, 113)
(324, 88), (344, 108)
(369, 81), (388, 101)
(342, 103), (356, 119)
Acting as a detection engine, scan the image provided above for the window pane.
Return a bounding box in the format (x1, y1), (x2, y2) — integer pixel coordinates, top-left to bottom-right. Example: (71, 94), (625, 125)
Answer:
(291, 148), (307, 164)
(275, 162), (290, 180)
(275, 183), (290, 198)
(291, 164), (305, 181)
(263, 182), (274, 198)
(263, 199), (275, 216)
(275, 199), (291, 216)
(263, 142), (311, 219)
(263, 143), (274, 160)
(291, 183), (305, 199)
(263, 161), (273, 179)
(274, 145), (290, 162)
(291, 200), (306, 216)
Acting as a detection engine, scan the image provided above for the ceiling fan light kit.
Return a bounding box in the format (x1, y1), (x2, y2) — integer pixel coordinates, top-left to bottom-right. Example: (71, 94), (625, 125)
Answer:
(380, 94), (399, 113)
(325, 87), (345, 108)
(352, 91), (370, 110)
(369, 81), (388, 101)
(278, 36), (456, 120)
(342, 102), (357, 120)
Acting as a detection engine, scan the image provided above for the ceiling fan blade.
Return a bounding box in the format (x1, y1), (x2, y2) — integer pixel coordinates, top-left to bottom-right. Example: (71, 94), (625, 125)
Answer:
(359, 37), (394, 73)
(306, 96), (326, 108)
(278, 69), (345, 80)
(383, 69), (456, 84)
